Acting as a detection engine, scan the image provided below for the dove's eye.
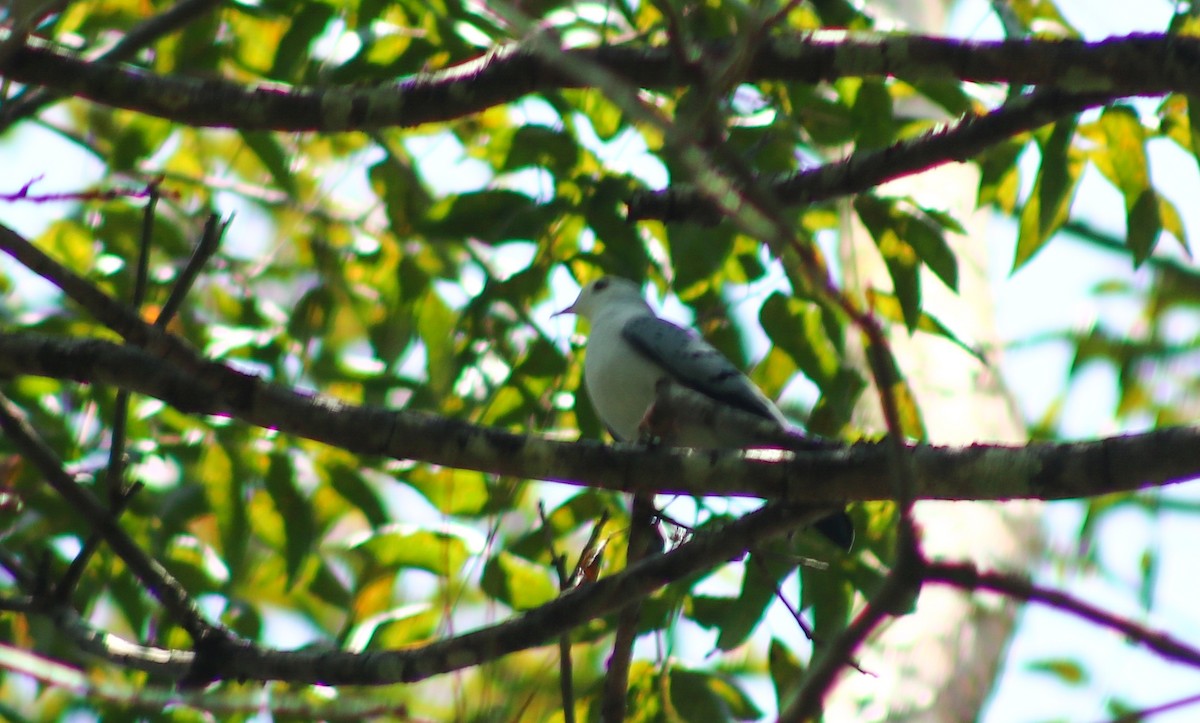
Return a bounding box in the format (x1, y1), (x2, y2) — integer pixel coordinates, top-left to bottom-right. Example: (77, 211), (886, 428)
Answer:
(594, 278), (611, 292)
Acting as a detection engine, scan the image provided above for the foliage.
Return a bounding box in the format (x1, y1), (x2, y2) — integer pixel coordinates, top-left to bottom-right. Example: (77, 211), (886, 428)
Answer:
(0, 0), (1197, 720)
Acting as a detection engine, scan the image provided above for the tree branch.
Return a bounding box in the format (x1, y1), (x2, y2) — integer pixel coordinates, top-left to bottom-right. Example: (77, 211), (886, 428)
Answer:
(0, 32), (1196, 131)
(0, 0), (223, 131)
(925, 561), (1200, 668)
(626, 89), (1109, 223)
(0, 393), (233, 649)
(6, 498), (828, 685)
(0, 330), (1196, 505)
(199, 502), (830, 685)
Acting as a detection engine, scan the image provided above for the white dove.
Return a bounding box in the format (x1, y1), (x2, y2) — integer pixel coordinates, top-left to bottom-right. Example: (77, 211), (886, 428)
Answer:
(557, 276), (853, 550)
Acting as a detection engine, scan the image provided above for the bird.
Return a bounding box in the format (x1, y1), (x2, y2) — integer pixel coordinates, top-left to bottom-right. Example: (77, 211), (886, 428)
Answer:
(556, 276), (853, 550)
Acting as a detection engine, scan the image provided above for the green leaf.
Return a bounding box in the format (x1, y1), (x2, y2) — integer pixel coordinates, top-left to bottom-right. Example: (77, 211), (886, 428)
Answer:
(265, 452), (315, 590)
(800, 565), (853, 636)
(405, 466), (490, 516)
(850, 79), (895, 149)
(867, 290), (983, 362)
(110, 115), (174, 172)
(624, 661), (667, 721)
(416, 290), (459, 398)
(669, 667), (763, 722)
(328, 464), (389, 527)
(287, 284), (335, 342)
(977, 136), (1026, 213)
(39, 220), (97, 280)
(161, 534), (226, 594)
(309, 559), (352, 608)
(419, 190), (559, 244)
(1098, 105), (1150, 201)
(790, 83), (856, 146)
(910, 78), (974, 116)
(586, 175), (650, 278)
(573, 90), (624, 140)
(1139, 545), (1159, 611)
(1028, 658), (1089, 686)
(369, 152), (432, 236)
(1094, 106), (1162, 264)
(719, 551), (794, 650)
(854, 195), (921, 330)
(690, 548), (794, 651)
(481, 551), (557, 610)
(1126, 188), (1162, 265)
(1006, 0), (1079, 35)
(502, 125), (580, 177)
(241, 131), (299, 196)
(269, 2), (334, 81)
(1156, 192), (1192, 256)
(1183, 94), (1200, 183)
(200, 440), (248, 579)
(508, 489), (613, 560)
(669, 225), (736, 293)
(808, 365), (866, 437)
(345, 603), (440, 651)
(348, 524), (473, 577)
(904, 208), (960, 292)
(768, 638), (804, 709)
(760, 292), (842, 390)
(1015, 118), (1083, 271)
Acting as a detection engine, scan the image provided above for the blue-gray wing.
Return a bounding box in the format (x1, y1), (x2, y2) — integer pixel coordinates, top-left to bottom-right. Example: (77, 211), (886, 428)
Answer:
(621, 315), (784, 425)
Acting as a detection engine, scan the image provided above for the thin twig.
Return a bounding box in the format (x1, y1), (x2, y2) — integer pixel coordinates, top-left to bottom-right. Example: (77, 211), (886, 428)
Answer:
(538, 501), (576, 723)
(601, 492), (660, 722)
(570, 510), (610, 586)
(55, 481), (144, 602)
(1108, 692), (1200, 723)
(104, 186), (159, 502)
(0, 392), (230, 647)
(156, 213), (227, 328)
(778, 533), (925, 721)
(925, 561), (1200, 669)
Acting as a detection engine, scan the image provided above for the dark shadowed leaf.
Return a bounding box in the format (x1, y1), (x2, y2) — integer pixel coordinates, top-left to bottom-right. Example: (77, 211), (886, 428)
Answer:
(768, 638), (805, 709)
(669, 667), (763, 722)
(265, 452), (315, 590)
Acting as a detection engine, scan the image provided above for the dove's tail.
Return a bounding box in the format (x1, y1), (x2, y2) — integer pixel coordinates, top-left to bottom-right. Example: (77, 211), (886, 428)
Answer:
(814, 511), (855, 551)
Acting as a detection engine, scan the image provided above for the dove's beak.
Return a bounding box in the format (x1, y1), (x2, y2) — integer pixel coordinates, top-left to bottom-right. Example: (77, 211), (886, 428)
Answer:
(552, 299), (579, 317)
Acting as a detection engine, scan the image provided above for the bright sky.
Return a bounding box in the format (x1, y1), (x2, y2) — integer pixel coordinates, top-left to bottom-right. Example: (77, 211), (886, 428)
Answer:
(946, 1), (1200, 721)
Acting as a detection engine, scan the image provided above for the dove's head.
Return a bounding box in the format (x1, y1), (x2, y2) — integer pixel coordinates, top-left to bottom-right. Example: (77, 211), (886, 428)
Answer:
(555, 276), (648, 320)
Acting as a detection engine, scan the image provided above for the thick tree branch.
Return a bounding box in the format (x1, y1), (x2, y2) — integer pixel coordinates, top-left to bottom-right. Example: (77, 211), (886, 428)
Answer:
(0, 330), (1196, 504)
(0, 32), (1196, 131)
(626, 89), (1109, 223)
(0, 0), (223, 131)
(192, 502), (829, 685)
(0, 381), (831, 687)
(5, 499), (828, 685)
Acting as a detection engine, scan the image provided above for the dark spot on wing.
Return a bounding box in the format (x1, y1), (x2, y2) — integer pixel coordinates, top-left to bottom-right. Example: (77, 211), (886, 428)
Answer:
(621, 315), (776, 421)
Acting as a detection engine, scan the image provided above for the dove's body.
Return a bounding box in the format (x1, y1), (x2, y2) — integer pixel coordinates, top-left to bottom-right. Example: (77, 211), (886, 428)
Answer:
(576, 280), (785, 447)
(559, 277), (853, 550)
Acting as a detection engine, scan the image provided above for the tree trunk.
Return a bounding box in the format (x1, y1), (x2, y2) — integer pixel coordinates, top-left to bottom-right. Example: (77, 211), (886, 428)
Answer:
(823, 2), (1044, 719)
